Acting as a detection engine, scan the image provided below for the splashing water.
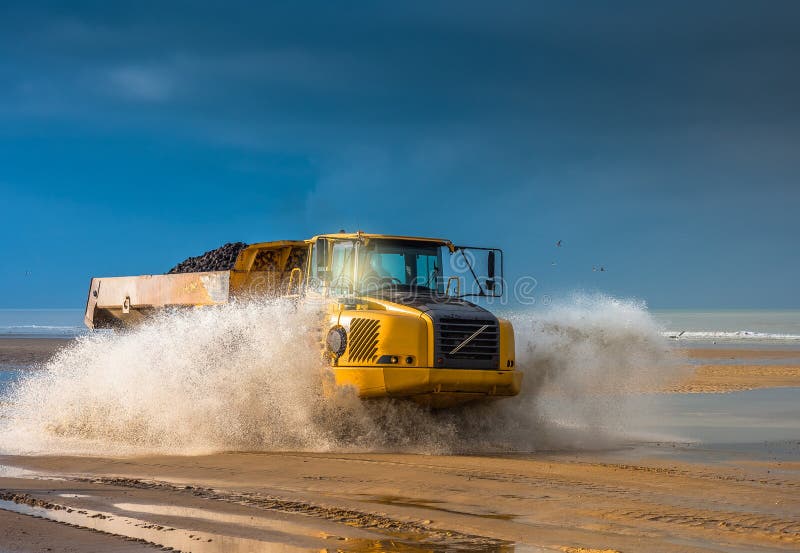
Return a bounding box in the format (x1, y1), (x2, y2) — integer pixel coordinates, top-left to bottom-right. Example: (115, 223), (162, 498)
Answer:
(501, 295), (685, 447)
(0, 295), (681, 455)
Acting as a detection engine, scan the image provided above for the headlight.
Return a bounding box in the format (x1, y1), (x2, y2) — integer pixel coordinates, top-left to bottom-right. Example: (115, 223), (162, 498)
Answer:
(326, 326), (347, 358)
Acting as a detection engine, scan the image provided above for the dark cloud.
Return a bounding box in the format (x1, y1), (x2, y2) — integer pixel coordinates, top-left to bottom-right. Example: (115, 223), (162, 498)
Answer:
(0, 1), (798, 307)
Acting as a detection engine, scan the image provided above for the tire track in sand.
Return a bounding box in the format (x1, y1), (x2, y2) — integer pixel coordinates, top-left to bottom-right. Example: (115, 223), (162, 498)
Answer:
(600, 505), (800, 547)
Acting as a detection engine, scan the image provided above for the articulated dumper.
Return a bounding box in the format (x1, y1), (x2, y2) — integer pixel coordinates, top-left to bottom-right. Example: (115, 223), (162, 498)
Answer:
(85, 232), (522, 408)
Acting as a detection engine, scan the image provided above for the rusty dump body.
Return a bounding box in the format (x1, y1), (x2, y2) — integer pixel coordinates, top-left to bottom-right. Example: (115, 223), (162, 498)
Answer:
(85, 241), (307, 329)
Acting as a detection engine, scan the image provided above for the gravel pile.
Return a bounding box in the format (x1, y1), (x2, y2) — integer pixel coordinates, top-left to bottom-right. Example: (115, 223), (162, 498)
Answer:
(167, 242), (249, 274)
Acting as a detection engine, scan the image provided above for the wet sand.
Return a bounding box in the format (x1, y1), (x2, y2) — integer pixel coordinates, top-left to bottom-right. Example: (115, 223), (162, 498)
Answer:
(674, 347), (800, 393)
(0, 507), (157, 552)
(669, 364), (800, 393)
(685, 348), (800, 360)
(0, 447), (798, 552)
(0, 337), (70, 367)
(0, 340), (798, 552)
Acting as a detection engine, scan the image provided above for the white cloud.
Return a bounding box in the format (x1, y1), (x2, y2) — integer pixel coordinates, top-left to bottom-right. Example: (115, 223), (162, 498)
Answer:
(107, 66), (173, 102)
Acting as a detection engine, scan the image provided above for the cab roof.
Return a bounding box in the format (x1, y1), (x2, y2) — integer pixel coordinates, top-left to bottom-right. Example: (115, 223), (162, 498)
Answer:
(309, 232), (453, 247)
(242, 233), (455, 253)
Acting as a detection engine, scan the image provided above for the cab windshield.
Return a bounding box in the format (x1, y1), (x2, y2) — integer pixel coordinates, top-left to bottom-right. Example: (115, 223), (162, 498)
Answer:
(316, 236), (501, 298)
(357, 239), (444, 294)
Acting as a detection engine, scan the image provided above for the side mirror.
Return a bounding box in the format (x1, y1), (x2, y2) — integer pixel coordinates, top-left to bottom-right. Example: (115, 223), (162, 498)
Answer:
(486, 250), (496, 292)
(316, 238), (329, 269)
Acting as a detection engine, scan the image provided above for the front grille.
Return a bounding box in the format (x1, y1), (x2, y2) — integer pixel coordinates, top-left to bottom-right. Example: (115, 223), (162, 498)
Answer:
(435, 317), (499, 368)
(347, 318), (380, 363)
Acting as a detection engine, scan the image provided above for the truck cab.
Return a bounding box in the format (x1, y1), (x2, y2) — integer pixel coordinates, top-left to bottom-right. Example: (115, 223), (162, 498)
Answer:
(304, 232), (521, 408)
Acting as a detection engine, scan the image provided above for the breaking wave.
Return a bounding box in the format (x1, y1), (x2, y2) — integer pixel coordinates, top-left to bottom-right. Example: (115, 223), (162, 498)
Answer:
(0, 325), (87, 338)
(663, 330), (800, 342)
(0, 295), (681, 455)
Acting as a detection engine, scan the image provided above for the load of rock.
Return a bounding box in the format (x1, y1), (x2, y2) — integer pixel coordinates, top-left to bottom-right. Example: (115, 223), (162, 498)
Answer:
(167, 242), (249, 274)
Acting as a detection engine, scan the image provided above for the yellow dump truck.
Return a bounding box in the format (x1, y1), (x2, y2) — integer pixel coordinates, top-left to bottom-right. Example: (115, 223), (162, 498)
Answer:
(85, 232), (522, 407)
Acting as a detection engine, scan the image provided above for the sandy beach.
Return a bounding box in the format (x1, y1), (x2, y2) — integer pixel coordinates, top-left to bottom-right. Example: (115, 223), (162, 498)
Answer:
(1, 339), (798, 552)
(0, 337), (71, 367)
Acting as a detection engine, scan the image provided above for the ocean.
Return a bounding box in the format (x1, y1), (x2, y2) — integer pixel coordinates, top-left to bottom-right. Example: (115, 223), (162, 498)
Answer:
(0, 309), (86, 338)
(652, 309), (800, 343)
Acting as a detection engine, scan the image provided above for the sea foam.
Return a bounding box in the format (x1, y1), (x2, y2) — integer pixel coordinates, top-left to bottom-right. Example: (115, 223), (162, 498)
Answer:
(663, 330), (800, 342)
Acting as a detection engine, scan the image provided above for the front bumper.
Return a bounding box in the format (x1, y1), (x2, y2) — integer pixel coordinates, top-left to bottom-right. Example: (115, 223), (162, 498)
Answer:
(331, 366), (523, 407)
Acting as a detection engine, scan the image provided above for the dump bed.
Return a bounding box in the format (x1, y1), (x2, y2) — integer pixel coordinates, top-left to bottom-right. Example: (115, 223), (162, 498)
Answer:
(85, 240), (307, 329)
(85, 271), (234, 329)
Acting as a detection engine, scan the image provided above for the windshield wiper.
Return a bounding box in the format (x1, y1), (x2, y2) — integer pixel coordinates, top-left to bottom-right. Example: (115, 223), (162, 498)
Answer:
(425, 263), (439, 288)
(456, 248), (486, 297)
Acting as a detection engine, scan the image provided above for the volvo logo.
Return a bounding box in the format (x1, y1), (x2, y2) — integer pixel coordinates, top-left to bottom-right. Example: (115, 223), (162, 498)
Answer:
(449, 324), (489, 355)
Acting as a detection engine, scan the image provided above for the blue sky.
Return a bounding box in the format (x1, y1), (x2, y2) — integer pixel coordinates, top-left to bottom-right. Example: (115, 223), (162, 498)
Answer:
(1, 1), (798, 309)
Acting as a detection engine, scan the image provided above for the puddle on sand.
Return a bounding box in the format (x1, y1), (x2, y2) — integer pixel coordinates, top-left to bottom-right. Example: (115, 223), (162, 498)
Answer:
(366, 495), (519, 521)
(0, 498), (311, 553)
(0, 464), (41, 478)
(114, 502), (358, 542)
(0, 462), (70, 481)
(0, 498), (525, 553)
(626, 387), (800, 444)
